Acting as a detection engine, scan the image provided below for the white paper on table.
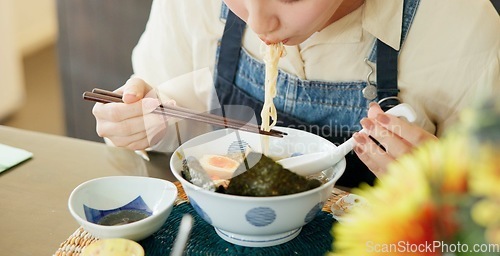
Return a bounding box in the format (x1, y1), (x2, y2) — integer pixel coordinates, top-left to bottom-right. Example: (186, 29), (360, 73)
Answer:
(0, 143), (33, 173)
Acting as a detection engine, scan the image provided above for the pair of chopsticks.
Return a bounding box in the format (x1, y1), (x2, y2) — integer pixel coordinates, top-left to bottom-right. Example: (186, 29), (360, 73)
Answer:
(83, 88), (286, 138)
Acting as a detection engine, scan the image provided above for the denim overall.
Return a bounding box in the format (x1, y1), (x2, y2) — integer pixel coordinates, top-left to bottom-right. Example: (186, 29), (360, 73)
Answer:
(214, 0), (421, 187)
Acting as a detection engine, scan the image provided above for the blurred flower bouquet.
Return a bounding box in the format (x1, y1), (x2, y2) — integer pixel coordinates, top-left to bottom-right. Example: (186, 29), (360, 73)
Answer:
(330, 96), (500, 256)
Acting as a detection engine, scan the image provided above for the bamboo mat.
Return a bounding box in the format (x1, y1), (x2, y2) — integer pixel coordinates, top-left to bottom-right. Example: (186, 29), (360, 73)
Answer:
(54, 182), (348, 256)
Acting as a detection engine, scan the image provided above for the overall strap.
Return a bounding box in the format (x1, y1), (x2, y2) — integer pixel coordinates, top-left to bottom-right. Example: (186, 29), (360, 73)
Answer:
(376, 40), (399, 110)
(376, 0), (421, 110)
(215, 10), (246, 88)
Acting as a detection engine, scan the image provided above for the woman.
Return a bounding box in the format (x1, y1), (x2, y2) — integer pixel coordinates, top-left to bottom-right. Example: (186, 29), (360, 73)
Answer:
(92, 0), (499, 187)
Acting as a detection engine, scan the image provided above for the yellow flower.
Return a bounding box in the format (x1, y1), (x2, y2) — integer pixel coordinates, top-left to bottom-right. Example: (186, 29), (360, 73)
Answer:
(330, 142), (444, 256)
(469, 146), (500, 198)
(485, 225), (500, 245)
(471, 199), (500, 227)
(469, 147), (500, 244)
(421, 133), (469, 195)
(459, 96), (500, 198)
(330, 94), (500, 254)
(330, 137), (472, 256)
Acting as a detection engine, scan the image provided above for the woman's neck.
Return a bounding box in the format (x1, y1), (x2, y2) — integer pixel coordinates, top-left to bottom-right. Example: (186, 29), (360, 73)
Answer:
(323, 0), (365, 29)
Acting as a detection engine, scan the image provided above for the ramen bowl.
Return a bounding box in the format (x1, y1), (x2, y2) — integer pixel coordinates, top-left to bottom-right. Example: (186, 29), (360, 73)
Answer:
(170, 127), (346, 247)
(68, 176), (178, 241)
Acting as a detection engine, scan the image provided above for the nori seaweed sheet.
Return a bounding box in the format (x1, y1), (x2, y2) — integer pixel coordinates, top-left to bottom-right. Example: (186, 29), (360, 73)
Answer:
(225, 152), (321, 197)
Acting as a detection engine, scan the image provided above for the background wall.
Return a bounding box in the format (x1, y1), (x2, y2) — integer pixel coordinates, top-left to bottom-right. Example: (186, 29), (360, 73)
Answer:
(13, 0), (58, 56)
(1, 0), (153, 141)
(57, 0), (153, 142)
(0, 0), (64, 136)
(0, 0), (24, 121)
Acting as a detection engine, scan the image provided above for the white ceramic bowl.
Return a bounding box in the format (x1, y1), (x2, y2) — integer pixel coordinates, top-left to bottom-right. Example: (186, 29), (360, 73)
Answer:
(68, 176), (177, 241)
(170, 127), (346, 247)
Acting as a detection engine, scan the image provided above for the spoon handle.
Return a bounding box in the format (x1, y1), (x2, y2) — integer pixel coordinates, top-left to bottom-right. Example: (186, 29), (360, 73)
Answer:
(336, 137), (357, 156)
(384, 103), (417, 123)
(277, 103), (417, 175)
(336, 103), (417, 155)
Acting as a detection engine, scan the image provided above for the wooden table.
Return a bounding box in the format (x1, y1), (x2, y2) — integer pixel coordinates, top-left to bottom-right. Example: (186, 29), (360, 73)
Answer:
(0, 125), (351, 255)
(0, 126), (174, 256)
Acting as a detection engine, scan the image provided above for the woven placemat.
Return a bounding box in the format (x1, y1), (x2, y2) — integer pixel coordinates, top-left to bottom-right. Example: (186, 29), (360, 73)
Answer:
(54, 183), (348, 256)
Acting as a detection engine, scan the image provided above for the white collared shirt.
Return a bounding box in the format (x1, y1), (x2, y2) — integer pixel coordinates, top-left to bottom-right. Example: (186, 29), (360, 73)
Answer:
(132, 0), (499, 152)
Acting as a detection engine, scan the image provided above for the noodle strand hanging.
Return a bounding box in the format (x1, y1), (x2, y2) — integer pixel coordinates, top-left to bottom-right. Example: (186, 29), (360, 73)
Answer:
(261, 43), (285, 133)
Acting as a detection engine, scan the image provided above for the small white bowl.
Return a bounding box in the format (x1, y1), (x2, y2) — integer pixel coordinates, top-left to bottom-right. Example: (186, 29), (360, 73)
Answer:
(68, 176), (177, 241)
(171, 127), (346, 247)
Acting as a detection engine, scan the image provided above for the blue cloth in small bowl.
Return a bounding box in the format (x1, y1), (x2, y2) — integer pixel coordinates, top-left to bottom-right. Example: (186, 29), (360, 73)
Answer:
(84, 196), (152, 224)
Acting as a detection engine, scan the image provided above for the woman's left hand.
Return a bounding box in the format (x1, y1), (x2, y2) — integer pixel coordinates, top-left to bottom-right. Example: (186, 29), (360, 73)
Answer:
(353, 102), (438, 177)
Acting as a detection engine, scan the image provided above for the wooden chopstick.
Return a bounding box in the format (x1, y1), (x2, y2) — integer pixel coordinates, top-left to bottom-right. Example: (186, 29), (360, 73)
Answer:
(91, 88), (280, 133)
(83, 89), (286, 138)
(91, 89), (287, 137)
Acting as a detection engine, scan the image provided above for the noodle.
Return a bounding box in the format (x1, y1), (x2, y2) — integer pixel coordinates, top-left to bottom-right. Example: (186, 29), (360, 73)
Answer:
(261, 43), (285, 132)
(261, 43), (285, 154)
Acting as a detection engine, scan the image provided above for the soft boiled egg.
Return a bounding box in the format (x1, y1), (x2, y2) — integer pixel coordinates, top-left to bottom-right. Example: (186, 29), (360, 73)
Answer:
(199, 154), (241, 180)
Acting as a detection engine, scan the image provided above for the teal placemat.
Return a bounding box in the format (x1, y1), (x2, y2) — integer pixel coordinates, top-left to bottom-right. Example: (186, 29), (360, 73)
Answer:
(140, 203), (336, 255)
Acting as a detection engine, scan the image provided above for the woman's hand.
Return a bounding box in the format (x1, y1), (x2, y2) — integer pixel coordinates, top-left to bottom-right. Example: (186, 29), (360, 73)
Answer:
(92, 77), (167, 150)
(353, 102), (438, 177)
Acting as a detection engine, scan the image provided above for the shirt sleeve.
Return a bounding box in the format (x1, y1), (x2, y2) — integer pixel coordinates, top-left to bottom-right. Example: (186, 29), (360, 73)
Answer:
(438, 49), (500, 136)
(132, 0), (223, 152)
(398, 0), (500, 137)
(131, 0), (193, 87)
(434, 1), (500, 136)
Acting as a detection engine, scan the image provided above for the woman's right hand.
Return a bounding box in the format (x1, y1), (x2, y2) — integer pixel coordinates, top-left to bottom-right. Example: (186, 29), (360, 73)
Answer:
(92, 77), (166, 150)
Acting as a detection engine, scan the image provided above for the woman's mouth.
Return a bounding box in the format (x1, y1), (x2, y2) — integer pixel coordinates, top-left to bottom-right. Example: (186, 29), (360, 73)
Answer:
(261, 37), (290, 45)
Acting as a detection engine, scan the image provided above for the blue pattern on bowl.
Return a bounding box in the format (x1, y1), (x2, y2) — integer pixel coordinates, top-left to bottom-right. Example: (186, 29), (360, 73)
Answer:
(227, 140), (250, 155)
(245, 207), (276, 227)
(83, 196), (152, 224)
(189, 197), (212, 225)
(304, 202), (324, 223)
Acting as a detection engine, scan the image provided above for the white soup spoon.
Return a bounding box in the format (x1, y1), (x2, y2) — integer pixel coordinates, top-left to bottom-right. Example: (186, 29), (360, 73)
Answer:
(277, 103), (417, 176)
